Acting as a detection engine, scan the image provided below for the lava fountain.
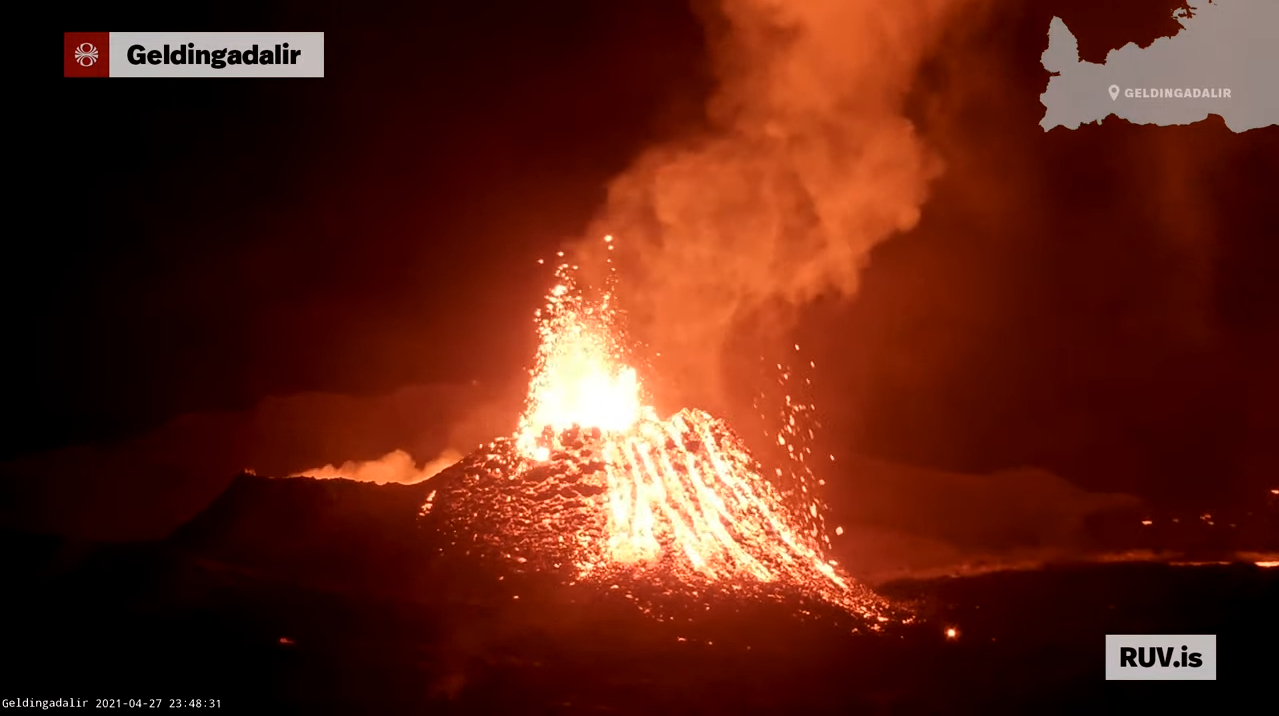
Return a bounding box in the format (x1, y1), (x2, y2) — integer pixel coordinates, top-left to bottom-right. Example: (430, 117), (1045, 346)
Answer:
(420, 239), (899, 627)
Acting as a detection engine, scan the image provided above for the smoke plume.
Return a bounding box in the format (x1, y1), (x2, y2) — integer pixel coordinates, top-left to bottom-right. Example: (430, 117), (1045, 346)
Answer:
(293, 449), (463, 485)
(578, 0), (983, 411)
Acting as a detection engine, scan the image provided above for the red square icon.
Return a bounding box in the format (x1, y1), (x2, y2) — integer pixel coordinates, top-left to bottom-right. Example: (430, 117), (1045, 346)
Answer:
(65, 32), (110, 77)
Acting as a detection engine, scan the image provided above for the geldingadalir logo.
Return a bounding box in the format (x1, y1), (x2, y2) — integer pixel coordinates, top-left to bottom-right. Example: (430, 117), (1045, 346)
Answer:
(74, 43), (99, 66)
(1105, 634), (1216, 680)
(64, 32), (110, 78)
(63, 32), (324, 78)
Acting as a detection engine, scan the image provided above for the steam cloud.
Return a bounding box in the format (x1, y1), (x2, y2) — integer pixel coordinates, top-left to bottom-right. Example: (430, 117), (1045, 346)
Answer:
(579, 0), (983, 410)
(295, 448), (463, 485)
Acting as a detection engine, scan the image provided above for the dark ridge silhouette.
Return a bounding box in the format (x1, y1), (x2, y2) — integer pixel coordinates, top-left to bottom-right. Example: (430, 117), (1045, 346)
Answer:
(167, 472), (436, 597)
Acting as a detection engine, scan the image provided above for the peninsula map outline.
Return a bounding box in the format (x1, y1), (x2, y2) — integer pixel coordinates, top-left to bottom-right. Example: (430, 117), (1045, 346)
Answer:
(1039, 0), (1278, 133)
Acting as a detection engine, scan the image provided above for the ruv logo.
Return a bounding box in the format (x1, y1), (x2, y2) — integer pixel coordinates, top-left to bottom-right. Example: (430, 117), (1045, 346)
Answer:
(1105, 634), (1216, 680)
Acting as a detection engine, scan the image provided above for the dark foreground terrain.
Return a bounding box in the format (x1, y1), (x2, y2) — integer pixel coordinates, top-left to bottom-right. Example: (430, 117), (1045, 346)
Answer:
(5, 474), (1275, 714)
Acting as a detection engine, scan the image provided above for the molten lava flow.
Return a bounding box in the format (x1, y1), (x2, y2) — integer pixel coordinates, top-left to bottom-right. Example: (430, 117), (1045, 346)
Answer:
(504, 242), (890, 620)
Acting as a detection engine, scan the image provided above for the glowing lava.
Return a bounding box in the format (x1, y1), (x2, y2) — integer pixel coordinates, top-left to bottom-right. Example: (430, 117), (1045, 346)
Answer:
(516, 248), (653, 461)
(486, 241), (892, 621)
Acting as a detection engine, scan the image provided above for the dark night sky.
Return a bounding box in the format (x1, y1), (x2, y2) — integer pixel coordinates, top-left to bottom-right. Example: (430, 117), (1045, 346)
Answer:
(8, 0), (1276, 541)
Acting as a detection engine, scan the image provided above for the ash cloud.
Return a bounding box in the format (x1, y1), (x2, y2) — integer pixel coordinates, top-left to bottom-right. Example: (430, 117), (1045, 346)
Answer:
(577, 0), (988, 411)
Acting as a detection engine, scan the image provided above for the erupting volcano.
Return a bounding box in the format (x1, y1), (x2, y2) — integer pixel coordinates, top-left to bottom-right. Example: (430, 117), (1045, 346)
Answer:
(420, 239), (900, 628)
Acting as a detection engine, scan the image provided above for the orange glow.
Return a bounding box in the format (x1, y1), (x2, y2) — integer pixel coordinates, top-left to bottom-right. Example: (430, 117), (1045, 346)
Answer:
(503, 243), (891, 620)
(945, 627), (958, 640)
(1257, 561), (1279, 568)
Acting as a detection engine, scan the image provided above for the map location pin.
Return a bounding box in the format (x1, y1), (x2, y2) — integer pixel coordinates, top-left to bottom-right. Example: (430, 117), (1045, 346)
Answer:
(1109, 84), (1120, 101)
